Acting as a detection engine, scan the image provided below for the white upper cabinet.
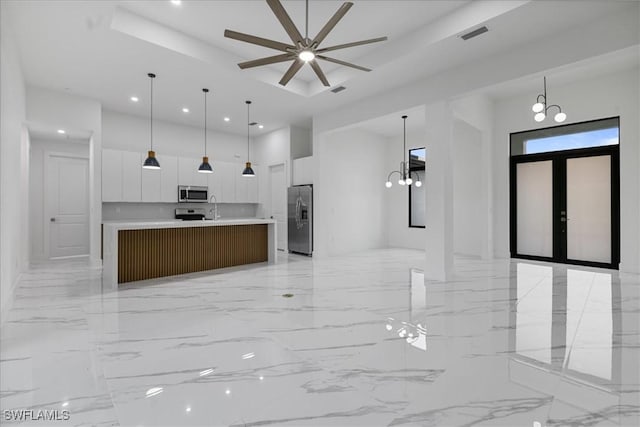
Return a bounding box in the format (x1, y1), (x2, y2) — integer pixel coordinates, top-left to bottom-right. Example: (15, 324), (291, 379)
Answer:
(102, 150), (260, 204)
(218, 161), (236, 203)
(122, 151), (142, 202)
(160, 154), (178, 203)
(141, 162), (161, 203)
(102, 149), (123, 202)
(178, 157), (208, 187)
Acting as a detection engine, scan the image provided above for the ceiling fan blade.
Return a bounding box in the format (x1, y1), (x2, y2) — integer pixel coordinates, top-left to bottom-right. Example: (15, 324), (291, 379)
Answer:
(224, 29), (294, 52)
(266, 0), (304, 45)
(309, 60), (330, 87)
(279, 59), (304, 86)
(311, 2), (353, 48)
(316, 36), (388, 53)
(316, 55), (371, 72)
(238, 54), (295, 69)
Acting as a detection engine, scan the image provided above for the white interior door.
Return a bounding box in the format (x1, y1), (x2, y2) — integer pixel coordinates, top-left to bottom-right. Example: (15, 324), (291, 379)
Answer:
(47, 154), (90, 259)
(516, 160), (553, 257)
(269, 164), (286, 251)
(566, 155), (611, 263)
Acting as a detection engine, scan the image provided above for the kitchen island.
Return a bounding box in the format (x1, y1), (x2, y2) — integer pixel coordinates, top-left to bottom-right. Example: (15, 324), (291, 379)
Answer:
(102, 219), (276, 288)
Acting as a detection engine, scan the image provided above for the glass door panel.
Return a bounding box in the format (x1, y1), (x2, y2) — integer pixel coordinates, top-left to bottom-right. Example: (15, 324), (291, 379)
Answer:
(566, 155), (611, 264)
(516, 160), (553, 257)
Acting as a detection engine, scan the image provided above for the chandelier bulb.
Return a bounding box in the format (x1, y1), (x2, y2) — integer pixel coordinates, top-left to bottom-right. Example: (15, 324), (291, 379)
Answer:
(532, 102), (544, 113)
(405, 177), (413, 185)
(534, 112), (546, 122)
(385, 181), (392, 188)
(398, 179), (406, 186)
(415, 181), (422, 187)
(554, 112), (567, 123)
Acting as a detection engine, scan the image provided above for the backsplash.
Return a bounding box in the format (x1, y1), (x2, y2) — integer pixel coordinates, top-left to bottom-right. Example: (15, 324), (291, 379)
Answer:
(102, 202), (260, 221)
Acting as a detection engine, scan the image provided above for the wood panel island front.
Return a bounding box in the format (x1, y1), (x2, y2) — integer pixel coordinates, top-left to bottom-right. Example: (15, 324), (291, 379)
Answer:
(102, 219), (277, 288)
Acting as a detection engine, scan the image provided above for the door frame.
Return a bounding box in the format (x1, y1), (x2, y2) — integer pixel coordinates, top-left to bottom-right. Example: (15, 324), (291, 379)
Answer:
(44, 151), (90, 260)
(510, 145), (620, 269)
(268, 161), (288, 252)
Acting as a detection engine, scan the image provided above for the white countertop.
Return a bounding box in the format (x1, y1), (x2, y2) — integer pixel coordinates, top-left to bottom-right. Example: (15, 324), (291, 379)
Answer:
(103, 218), (276, 230)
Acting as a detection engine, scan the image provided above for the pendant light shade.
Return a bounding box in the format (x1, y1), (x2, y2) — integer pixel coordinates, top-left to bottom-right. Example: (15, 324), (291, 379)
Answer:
(198, 88), (213, 173)
(143, 73), (161, 169)
(242, 100), (255, 177)
(143, 151), (160, 169)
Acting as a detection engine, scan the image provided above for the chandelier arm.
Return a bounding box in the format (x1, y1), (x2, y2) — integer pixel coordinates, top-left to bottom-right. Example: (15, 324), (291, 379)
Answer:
(536, 94), (546, 104)
(387, 170), (402, 181)
(545, 104), (562, 114)
(410, 170), (421, 181)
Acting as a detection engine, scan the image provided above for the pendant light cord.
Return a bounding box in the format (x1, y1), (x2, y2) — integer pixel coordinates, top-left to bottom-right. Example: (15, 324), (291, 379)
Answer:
(150, 75), (154, 151)
(204, 89), (207, 156)
(305, 0), (309, 40)
(402, 115), (407, 178)
(246, 101), (251, 162)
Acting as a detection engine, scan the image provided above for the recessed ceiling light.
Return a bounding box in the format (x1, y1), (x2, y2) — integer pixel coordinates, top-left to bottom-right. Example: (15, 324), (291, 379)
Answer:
(171, 0), (181, 5)
(57, 129), (65, 134)
(130, 96), (139, 102)
(224, 117), (230, 122)
(182, 107), (189, 113)
(258, 125), (264, 129)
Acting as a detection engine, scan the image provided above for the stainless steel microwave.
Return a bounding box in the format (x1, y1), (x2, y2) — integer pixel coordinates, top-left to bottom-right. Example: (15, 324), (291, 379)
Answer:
(178, 185), (208, 203)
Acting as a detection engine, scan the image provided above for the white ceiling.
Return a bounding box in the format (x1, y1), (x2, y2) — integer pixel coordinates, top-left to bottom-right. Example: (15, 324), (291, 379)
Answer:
(5, 0), (638, 138)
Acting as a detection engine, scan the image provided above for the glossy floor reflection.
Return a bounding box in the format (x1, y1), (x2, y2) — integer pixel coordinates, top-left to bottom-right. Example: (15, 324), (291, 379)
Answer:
(1, 250), (639, 426)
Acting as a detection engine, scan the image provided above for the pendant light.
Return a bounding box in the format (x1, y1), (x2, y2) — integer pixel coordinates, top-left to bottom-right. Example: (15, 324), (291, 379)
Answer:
(198, 88), (213, 173)
(385, 115), (421, 188)
(532, 76), (566, 123)
(242, 100), (255, 177)
(142, 73), (161, 169)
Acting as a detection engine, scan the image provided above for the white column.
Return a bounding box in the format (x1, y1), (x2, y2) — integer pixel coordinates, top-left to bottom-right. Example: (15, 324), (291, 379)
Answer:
(424, 102), (454, 281)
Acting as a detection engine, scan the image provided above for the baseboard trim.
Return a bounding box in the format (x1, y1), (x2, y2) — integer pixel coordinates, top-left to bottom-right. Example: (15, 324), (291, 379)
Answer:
(619, 263), (640, 274)
(0, 272), (21, 325)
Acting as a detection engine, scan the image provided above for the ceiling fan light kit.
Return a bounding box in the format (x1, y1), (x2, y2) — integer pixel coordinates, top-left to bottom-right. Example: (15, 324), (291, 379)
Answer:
(224, 0), (388, 87)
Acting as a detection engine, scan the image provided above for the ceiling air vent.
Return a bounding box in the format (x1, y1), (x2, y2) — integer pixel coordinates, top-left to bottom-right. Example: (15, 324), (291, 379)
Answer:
(461, 26), (488, 41)
(331, 86), (347, 94)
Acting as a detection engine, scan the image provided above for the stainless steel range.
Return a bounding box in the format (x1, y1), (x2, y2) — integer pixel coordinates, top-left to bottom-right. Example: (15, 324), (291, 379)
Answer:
(175, 207), (206, 221)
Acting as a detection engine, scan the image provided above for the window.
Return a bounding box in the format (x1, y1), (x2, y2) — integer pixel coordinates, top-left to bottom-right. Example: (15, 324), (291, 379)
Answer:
(511, 117), (619, 156)
(409, 148), (425, 228)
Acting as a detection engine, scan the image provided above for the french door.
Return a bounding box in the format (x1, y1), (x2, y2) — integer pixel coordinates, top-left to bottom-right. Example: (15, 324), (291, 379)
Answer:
(510, 146), (619, 269)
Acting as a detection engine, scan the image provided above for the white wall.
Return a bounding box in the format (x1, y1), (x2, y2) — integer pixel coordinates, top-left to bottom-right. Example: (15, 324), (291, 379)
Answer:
(452, 119), (483, 257)
(253, 126), (291, 221)
(27, 86), (102, 266)
(493, 66), (640, 272)
(1, 8), (28, 322)
(102, 110), (247, 161)
(385, 130), (426, 250)
(29, 139), (89, 260)
(290, 126), (312, 159)
(314, 128), (388, 257)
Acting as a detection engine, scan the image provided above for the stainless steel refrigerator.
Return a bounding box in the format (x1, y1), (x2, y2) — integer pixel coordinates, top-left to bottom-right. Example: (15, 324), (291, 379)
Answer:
(288, 185), (313, 256)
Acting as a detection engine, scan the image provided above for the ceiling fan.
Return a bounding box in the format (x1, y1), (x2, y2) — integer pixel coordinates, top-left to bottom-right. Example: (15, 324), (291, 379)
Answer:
(224, 0), (387, 87)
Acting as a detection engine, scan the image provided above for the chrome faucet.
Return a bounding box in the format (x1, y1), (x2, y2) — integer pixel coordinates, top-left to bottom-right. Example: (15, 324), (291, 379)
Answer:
(208, 194), (220, 220)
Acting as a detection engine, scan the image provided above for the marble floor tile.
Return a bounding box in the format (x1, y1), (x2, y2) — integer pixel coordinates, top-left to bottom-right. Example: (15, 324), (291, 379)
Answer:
(1, 249), (639, 426)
